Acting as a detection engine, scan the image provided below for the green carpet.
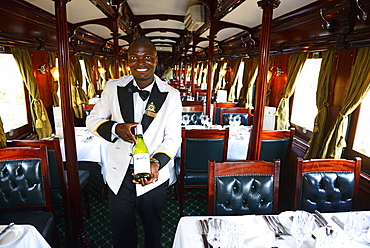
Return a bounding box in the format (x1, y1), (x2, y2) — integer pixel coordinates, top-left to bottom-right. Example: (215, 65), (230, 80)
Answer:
(56, 162), (207, 247)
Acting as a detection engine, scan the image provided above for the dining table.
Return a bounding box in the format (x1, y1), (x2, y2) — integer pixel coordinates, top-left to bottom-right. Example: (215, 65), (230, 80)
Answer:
(59, 127), (109, 183)
(172, 211), (370, 248)
(0, 224), (50, 248)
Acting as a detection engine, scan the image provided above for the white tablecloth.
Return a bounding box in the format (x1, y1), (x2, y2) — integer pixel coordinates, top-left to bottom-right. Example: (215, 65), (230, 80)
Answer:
(172, 211), (370, 248)
(0, 224), (50, 248)
(59, 127), (109, 182)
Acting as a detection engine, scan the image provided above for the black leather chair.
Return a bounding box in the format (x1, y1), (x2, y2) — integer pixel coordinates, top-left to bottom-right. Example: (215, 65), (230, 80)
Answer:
(212, 102), (237, 125)
(181, 106), (204, 125)
(207, 160), (280, 215)
(7, 139), (91, 218)
(220, 107), (252, 126)
(177, 127), (229, 216)
(293, 157), (361, 212)
(0, 146), (59, 247)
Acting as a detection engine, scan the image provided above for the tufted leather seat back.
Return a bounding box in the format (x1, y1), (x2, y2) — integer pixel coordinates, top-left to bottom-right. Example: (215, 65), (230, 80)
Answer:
(293, 157), (361, 212)
(0, 158), (46, 207)
(208, 160), (280, 215)
(214, 175), (274, 215)
(300, 171), (354, 212)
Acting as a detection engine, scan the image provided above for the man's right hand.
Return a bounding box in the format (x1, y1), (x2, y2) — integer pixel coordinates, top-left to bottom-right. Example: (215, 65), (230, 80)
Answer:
(115, 123), (139, 143)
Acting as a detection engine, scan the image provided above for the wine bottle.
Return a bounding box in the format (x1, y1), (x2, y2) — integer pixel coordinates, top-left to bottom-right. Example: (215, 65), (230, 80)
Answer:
(132, 124), (151, 182)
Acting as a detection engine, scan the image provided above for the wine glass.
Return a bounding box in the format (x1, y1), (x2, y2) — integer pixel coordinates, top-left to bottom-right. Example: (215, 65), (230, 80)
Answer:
(200, 114), (208, 126)
(344, 212), (365, 244)
(233, 115), (241, 126)
(207, 218), (227, 248)
(290, 210), (315, 248)
(182, 114), (190, 126)
(229, 115), (235, 126)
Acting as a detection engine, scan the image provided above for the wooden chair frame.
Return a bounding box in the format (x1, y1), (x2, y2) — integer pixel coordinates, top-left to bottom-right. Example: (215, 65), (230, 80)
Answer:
(207, 160), (280, 215)
(213, 102), (238, 125)
(177, 127), (229, 216)
(293, 157), (361, 211)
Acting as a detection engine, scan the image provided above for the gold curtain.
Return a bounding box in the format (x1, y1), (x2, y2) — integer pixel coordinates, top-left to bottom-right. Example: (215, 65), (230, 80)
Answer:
(275, 52), (308, 130)
(10, 47), (52, 139)
(227, 59), (242, 102)
(244, 58), (259, 109)
(304, 50), (336, 159)
(83, 56), (96, 99)
(265, 55), (276, 105)
(0, 116), (6, 148)
(213, 61), (225, 91)
(48, 52), (59, 106)
(320, 47), (370, 158)
(69, 57), (88, 119)
(104, 59), (114, 81)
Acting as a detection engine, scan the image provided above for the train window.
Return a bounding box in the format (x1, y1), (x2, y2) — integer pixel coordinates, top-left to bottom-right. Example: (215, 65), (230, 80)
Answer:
(291, 58), (322, 132)
(353, 92), (370, 157)
(0, 53), (30, 136)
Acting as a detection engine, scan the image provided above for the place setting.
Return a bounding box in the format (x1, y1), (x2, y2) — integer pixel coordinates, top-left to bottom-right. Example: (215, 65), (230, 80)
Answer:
(0, 223), (24, 247)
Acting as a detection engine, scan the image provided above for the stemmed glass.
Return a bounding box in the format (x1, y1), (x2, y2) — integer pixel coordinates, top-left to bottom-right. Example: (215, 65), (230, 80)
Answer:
(200, 114), (208, 127)
(207, 218), (227, 248)
(344, 212), (365, 244)
(290, 210), (315, 248)
(182, 114), (190, 126)
(233, 115), (241, 126)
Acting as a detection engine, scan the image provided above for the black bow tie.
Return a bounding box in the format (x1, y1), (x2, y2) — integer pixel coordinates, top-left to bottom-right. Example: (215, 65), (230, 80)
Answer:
(128, 85), (150, 101)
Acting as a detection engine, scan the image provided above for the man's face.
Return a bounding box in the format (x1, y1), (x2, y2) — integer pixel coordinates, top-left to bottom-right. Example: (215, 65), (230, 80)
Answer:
(128, 43), (158, 88)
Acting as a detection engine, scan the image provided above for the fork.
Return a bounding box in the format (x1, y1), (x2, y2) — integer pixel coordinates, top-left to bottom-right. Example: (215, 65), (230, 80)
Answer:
(270, 216), (290, 235)
(263, 216), (284, 239)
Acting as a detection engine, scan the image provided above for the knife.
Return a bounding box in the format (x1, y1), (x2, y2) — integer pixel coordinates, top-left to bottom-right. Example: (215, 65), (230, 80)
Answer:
(331, 215), (344, 230)
(0, 222), (14, 238)
(198, 220), (209, 248)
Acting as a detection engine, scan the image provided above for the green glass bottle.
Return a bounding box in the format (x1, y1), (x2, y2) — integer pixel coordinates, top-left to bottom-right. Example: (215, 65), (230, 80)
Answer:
(133, 125), (151, 182)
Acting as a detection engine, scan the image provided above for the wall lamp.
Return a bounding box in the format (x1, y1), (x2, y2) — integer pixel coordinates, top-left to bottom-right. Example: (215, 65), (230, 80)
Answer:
(269, 66), (284, 76)
(38, 63), (59, 81)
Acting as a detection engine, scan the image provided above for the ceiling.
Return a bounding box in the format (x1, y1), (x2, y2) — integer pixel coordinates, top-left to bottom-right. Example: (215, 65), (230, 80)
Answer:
(25, 0), (318, 53)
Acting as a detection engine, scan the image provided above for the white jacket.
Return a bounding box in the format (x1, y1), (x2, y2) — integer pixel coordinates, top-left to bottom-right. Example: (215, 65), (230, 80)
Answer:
(86, 75), (182, 196)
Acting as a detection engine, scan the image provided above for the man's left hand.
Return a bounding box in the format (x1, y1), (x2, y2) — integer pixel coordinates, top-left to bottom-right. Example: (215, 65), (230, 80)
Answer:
(132, 162), (159, 186)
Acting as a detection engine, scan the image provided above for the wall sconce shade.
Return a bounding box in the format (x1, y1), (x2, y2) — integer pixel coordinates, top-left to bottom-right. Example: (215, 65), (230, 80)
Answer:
(98, 67), (106, 75)
(269, 66), (284, 76)
(38, 63), (59, 81)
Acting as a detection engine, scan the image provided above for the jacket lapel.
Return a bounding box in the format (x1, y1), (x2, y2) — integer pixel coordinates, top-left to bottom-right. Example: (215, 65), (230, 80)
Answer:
(142, 82), (168, 133)
(117, 80), (134, 123)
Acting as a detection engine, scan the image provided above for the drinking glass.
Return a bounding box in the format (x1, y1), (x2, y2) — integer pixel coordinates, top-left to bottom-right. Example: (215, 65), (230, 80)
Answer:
(233, 115), (241, 126)
(229, 115), (235, 126)
(344, 212), (365, 244)
(206, 117), (213, 128)
(200, 114), (209, 126)
(182, 114), (190, 126)
(207, 218), (227, 248)
(290, 210), (315, 248)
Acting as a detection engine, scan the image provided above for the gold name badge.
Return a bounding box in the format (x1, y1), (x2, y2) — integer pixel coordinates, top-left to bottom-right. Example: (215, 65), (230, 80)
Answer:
(145, 102), (157, 118)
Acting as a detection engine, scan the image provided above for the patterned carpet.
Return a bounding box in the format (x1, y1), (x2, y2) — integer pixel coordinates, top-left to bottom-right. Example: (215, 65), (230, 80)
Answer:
(56, 162), (207, 248)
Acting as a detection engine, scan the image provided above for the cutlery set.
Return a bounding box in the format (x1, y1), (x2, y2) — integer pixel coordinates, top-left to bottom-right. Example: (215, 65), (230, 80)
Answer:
(198, 219), (213, 248)
(0, 222), (14, 238)
(263, 215), (290, 239)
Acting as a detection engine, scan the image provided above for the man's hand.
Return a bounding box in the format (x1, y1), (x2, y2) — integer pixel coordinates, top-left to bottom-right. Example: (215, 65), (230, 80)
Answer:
(115, 123), (139, 143)
(132, 162), (159, 186)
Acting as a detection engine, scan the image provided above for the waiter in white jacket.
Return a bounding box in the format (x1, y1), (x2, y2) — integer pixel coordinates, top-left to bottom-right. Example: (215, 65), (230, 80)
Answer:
(86, 37), (182, 248)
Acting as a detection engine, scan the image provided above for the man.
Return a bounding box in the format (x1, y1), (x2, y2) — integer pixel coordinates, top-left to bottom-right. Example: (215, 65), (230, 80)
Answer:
(86, 37), (182, 248)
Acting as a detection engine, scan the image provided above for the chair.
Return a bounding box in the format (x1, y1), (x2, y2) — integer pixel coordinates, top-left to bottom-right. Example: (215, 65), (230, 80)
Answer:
(0, 146), (59, 246)
(182, 106), (204, 125)
(293, 157), (361, 213)
(219, 107), (252, 126)
(207, 160), (280, 215)
(258, 128), (295, 211)
(182, 100), (204, 107)
(213, 102), (238, 125)
(260, 128), (295, 166)
(7, 139), (91, 218)
(177, 127), (229, 216)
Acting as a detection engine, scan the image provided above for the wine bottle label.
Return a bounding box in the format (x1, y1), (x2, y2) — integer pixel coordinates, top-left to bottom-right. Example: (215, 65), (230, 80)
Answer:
(133, 153), (150, 174)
